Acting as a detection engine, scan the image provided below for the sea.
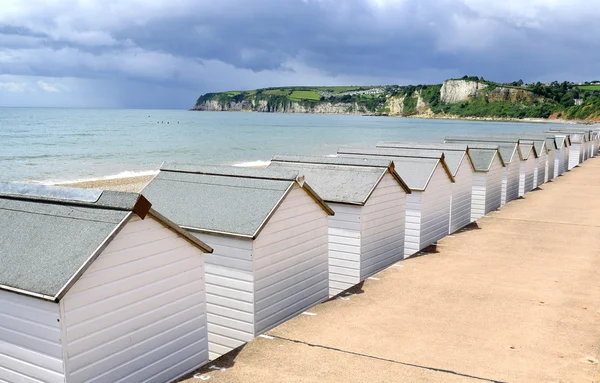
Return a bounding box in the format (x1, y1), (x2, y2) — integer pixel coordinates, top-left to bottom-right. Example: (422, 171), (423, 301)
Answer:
(0, 107), (575, 184)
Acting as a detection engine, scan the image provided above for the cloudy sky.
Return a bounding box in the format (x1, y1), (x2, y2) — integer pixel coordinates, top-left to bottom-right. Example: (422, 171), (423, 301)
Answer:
(0, 0), (597, 108)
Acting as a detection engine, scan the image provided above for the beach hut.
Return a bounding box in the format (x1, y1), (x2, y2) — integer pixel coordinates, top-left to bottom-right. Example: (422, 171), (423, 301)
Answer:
(142, 165), (334, 360)
(542, 133), (571, 176)
(554, 135), (571, 176)
(456, 145), (505, 220)
(375, 142), (474, 233)
(525, 135), (556, 182)
(510, 133), (563, 181)
(519, 139), (547, 188)
(551, 128), (599, 159)
(0, 183), (212, 383)
(336, 147), (454, 257)
(549, 130), (587, 168)
(516, 143), (537, 195)
(445, 138), (520, 206)
(268, 155), (410, 297)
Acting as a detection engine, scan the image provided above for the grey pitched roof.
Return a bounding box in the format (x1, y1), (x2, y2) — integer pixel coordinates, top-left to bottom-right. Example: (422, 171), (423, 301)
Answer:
(377, 141), (469, 151)
(465, 147), (505, 171)
(335, 148), (454, 191)
(142, 165), (333, 239)
(547, 130), (589, 143)
(512, 134), (559, 150)
(543, 132), (571, 147)
(444, 137), (519, 163)
(268, 155), (410, 205)
(0, 183), (181, 301)
(518, 139), (547, 155)
(519, 144), (536, 160)
(375, 142), (470, 176)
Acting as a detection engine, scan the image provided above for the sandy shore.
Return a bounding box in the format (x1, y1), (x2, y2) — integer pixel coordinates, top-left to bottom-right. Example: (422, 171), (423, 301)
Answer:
(58, 175), (156, 193)
(56, 163), (269, 192)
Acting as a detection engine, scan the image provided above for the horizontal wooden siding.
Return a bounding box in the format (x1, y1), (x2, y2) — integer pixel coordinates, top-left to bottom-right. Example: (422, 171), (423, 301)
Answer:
(0, 291), (65, 383)
(253, 184), (329, 332)
(193, 232), (254, 361)
(62, 216), (209, 383)
(360, 173), (406, 279)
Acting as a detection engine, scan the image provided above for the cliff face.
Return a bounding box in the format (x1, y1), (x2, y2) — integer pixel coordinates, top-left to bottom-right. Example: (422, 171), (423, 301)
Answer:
(193, 99), (372, 115)
(440, 80), (488, 103)
(439, 79), (539, 104)
(192, 100), (252, 111)
(487, 87), (539, 103)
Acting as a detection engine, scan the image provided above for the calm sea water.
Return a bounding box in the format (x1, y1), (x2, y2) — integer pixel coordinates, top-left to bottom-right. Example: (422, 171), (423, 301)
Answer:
(0, 108), (573, 183)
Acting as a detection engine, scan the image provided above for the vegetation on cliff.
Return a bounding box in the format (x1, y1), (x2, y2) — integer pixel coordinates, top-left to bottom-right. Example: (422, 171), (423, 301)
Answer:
(194, 77), (600, 121)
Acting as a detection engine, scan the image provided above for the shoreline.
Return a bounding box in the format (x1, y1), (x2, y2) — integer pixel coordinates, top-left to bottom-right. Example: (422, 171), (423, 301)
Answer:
(58, 174), (157, 193)
(55, 162), (271, 192)
(191, 109), (600, 125)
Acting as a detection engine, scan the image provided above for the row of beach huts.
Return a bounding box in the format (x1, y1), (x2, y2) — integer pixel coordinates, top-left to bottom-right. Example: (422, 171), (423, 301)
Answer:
(1, 126), (599, 383)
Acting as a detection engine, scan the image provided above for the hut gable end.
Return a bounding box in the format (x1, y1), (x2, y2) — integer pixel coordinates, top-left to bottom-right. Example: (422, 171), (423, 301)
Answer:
(60, 215), (208, 383)
(0, 291), (65, 382)
(253, 184), (329, 334)
(359, 173), (406, 279)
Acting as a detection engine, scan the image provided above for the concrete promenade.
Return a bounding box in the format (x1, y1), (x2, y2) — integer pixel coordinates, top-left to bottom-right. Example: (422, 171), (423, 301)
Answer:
(181, 157), (600, 383)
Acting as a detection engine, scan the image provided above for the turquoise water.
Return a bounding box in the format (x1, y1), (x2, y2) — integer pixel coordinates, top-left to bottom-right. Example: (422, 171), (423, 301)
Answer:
(0, 108), (573, 183)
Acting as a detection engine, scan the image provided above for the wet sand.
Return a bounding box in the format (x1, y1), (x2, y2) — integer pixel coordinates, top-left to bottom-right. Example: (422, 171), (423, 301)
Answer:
(58, 174), (155, 193)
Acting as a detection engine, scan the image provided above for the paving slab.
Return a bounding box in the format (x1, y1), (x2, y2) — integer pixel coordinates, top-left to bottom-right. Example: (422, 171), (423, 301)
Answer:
(179, 157), (600, 383)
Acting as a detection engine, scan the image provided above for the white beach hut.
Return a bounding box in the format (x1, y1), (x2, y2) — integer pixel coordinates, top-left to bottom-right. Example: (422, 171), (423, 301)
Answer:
(268, 155), (410, 297)
(445, 138), (520, 206)
(512, 133), (562, 181)
(456, 145), (505, 220)
(376, 142), (474, 233)
(142, 165), (334, 360)
(543, 133), (571, 176)
(551, 128), (599, 160)
(549, 130), (587, 169)
(516, 143), (537, 195)
(336, 147), (454, 258)
(519, 139), (547, 188)
(0, 183), (212, 383)
(555, 135), (571, 176)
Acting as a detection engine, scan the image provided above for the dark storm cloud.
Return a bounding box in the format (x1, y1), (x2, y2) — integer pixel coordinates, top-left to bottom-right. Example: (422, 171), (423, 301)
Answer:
(1, 0), (599, 107)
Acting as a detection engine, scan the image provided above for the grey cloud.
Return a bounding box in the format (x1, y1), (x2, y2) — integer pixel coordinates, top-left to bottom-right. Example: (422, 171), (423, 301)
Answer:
(0, 0), (599, 108)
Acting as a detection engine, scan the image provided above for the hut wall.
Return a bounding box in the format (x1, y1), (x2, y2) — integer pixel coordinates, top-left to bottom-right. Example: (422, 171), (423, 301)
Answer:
(404, 192), (423, 258)
(562, 147), (570, 174)
(519, 157), (535, 196)
(568, 144), (581, 169)
(449, 159), (473, 232)
(534, 152), (547, 187)
(193, 233), (254, 361)
(503, 160), (521, 205)
(554, 149), (562, 177)
(61, 216), (209, 382)
(546, 148), (555, 181)
(327, 203), (363, 297)
(359, 172), (406, 278)
(253, 184), (329, 333)
(485, 157), (504, 213)
(0, 291), (65, 383)
(418, 165), (451, 250)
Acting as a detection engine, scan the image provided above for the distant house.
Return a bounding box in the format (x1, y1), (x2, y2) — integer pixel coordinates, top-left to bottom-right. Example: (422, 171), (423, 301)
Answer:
(336, 147), (455, 257)
(268, 155), (411, 297)
(0, 183), (212, 383)
(142, 165), (334, 360)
